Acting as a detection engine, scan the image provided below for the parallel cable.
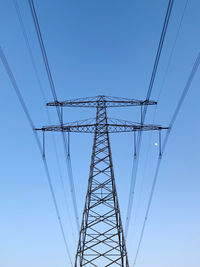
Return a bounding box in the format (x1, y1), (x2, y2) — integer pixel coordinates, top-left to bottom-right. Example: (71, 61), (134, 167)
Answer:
(125, 0), (174, 237)
(158, 0), (189, 101)
(133, 52), (200, 266)
(28, 0), (80, 232)
(127, 0), (189, 240)
(0, 46), (73, 266)
(13, 0), (76, 239)
(144, 0), (174, 104)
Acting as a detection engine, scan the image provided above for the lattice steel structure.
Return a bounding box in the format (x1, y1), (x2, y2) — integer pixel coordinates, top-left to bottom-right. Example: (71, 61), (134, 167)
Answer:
(36, 95), (167, 267)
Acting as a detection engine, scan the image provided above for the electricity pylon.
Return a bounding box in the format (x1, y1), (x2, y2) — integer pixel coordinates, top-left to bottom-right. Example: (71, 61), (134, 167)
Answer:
(37, 95), (167, 266)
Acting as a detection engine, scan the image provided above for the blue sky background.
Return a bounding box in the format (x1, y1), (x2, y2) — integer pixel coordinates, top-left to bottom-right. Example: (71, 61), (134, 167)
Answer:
(0, 0), (200, 266)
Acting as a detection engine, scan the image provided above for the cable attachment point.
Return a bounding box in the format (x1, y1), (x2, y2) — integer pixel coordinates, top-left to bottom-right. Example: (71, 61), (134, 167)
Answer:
(134, 131), (137, 158)
(159, 129), (162, 158)
(42, 130), (45, 159)
(140, 105), (143, 124)
(61, 106), (63, 124)
(67, 132), (70, 157)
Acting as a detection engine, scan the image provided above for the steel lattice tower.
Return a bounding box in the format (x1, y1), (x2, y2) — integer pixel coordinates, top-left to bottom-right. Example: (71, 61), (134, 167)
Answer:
(75, 98), (128, 266)
(37, 95), (167, 266)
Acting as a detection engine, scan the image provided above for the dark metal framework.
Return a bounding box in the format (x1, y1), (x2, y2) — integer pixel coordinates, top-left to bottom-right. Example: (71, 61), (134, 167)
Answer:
(36, 96), (167, 266)
(38, 117), (166, 133)
(47, 95), (157, 108)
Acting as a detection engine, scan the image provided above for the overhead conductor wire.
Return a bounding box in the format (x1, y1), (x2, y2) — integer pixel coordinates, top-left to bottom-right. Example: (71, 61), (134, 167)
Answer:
(133, 52), (200, 266)
(129, 0), (189, 241)
(13, 0), (76, 239)
(28, 0), (80, 233)
(158, 0), (189, 100)
(0, 46), (73, 266)
(125, 0), (174, 238)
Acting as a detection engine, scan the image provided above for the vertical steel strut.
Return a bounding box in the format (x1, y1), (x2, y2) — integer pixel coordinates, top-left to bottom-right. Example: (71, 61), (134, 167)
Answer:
(75, 96), (129, 266)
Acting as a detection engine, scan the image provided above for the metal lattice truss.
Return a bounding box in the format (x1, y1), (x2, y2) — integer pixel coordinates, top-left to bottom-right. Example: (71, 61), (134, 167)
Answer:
(37, 118), (167, 133)
(74, 102), (129, 267)
(46, 95), (157, 108)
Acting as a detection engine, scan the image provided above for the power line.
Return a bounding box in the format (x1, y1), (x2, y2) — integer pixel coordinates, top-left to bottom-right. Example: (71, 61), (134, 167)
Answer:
(13, 0), (76, 239)
(158, 0), (189, 101)
(133, 52), (200, 267)
(145, 0), (174, 104)
(0, 46), (73, 266)
(128, 0), (189, 242)
(28, 0), (80, 232)
(12, 0), (45, 99)
(125, 0), (174, 237)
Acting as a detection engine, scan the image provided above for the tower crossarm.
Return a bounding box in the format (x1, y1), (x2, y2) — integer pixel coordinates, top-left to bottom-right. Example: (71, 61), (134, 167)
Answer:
(46, 95), (157, 108)
(36, 118), (168, 133)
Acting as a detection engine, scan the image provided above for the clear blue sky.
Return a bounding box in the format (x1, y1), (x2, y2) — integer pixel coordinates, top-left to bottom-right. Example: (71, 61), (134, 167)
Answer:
(0, 0), (200, 266)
